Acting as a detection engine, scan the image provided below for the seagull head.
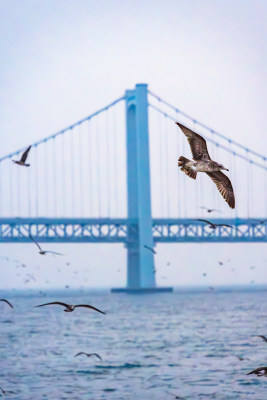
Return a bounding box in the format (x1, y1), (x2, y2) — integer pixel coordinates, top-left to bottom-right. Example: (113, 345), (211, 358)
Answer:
(218, 163), (229, 171)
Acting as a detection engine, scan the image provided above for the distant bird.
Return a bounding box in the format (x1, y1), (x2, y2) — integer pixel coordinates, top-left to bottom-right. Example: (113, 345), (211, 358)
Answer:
(202, 273), (207, 277)
(29, 234), (63, 256)
(247, 367), (267, 377)
(0, 386), (6, 395)
(35, 301), (105, 314)
(144, 245), (157, 254)
(12, 145), (31, 167)
(176, 122), (235, 208)
(253, 335), (267, 343)
(250, 266), (256, 270)
(200, 206), (222, 214)
(0, 299), (13, 309)
(218, 261), (223, 266)
(167, 392), (186, 399)
(253, 219), (267, 225)
(75, 352), (102, 361)
(197, 219), (237, 230)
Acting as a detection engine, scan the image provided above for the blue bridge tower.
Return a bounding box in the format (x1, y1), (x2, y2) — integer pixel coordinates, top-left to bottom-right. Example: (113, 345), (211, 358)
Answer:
(112, 84), (172, 293)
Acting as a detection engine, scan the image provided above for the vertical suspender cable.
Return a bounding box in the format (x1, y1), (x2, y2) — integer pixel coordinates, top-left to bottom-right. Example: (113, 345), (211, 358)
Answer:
(27, 160), (31, 217)
(176, 113), (181, 218)
(44, 140), (48, 216)
(61, 133), (66, 216)
(88, 119), (93, 217)
(53, 137), (57, 217)
(265, 159), (267, 216)
(79, 124), (84, 217)
(164, 115), (170, 218)
(17, 157), (20, 215)
(246, 150), (250, 218)
(71, 128), (75, 216)
(113, 109), (118, 217)
(96, 117), (101, 217)
(35, 146), (39, 216)
(106, 110), (111, 217)
(158, 107), (164, 217)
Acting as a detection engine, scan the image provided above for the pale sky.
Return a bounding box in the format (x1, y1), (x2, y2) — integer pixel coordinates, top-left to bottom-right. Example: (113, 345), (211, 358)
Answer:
(0, 0), (266, 290)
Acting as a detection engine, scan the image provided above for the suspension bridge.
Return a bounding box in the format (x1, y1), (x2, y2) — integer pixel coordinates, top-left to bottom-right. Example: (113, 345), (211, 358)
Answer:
(0, 83), (266, 292)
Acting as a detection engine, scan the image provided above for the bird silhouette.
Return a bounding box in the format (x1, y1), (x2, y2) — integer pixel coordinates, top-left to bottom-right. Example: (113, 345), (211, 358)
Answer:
(12, 145), (31, 167)
(29, 234), (63, 256)
(75, 352), (102, 361)
(35, 301), (105, 314)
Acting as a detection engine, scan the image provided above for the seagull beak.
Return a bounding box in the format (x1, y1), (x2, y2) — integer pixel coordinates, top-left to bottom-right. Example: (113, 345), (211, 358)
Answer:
(222, 167), (229, 171)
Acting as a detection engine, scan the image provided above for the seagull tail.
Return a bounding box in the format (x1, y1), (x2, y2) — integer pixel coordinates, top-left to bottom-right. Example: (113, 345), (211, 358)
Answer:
(178, 156), (197, 180)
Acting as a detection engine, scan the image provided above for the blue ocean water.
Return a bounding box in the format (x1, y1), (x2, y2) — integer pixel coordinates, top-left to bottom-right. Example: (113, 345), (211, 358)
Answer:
(0, 289), (267, 399)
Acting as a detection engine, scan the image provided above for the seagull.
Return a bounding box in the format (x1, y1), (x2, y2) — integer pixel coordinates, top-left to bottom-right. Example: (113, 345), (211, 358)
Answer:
(144, 245), (157, 254)
(200, 206), (222, 214)
(167, 392), (186, 399)
(0, 299), (14, 309)
(75, 352), (102, 361)
(0, 386), (6, 395)
(29, 234), (63, 256)
(176, 122), (235, 208)
(247, 367), (267, 377)
(34, 301), (105, 314)
(197, 219), (237, 230)
(12, 145), (31, 167)
(253, 335), (267, 343)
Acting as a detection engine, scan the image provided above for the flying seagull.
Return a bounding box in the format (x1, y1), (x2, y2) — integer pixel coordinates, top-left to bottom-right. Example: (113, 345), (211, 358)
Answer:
(144, 245), (157, 254)
(253, 335), (267, 343)
(247, 367), (267, 377)
(34, 301), (105, 314)
(75, 352), (102, 361)
(196, 219), (238, 230)
(0, 386), (6, 395)
(12, 145), (31, 167)
(29, 234), (64, 256)
(176, 122), (235, 208)
(0, 299), (14, 309)
(200, 206), (222, 214)
(167, 392), (186, 399)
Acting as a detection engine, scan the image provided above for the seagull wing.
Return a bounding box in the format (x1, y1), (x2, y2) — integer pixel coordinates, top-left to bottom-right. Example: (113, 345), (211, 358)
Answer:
(196, 219), (213, 225)
(75, 304), (106, 314)
(20, 145), (31, 163)
(29, 234), (42, 252)
(0, 299), (14, 309)
(176, 122), (211, 161)
(35, 301), (69, 308)
(45, 251), (64, 256)
(257, 335), (267, 342)
(205, 171), (235, 209)
(75, 352), (86, 357)
(91, 353), (103, 361)
(143, 245), (157, 254)
(247, 367), (267, 375)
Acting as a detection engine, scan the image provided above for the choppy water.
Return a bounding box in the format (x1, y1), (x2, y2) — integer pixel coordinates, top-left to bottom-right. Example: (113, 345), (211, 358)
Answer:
(1, 290), (267, 399)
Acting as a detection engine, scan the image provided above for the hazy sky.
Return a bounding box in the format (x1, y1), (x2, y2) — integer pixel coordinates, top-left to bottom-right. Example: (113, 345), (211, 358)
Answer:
(0, 0), (266, 290)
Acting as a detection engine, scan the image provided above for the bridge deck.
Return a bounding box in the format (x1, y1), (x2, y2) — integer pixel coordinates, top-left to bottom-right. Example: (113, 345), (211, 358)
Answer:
(0, 218), (266, 243)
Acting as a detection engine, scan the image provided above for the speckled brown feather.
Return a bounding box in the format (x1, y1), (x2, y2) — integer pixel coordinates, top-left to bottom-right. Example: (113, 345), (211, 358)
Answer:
(206, 171), (235, 209)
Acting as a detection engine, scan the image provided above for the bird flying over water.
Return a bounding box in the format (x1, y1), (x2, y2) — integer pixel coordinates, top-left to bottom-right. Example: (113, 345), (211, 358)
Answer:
(200, 206), (222, 214)
(196, 219), (238, 230)
(35, 301), (105, 314)
(167, 392), (186, 399)
(12, 145), (31, 167)
(176, 122), (235, 209)
(75, 352), (102, 361)
(29, 234), (63, 256)
(247, 367), (267, 377)
(0, 386), (6, 395)
(0, 299), (14, 309)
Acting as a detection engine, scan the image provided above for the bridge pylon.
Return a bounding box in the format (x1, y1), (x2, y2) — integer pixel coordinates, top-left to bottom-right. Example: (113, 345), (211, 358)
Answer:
(111, 83), (172, 293)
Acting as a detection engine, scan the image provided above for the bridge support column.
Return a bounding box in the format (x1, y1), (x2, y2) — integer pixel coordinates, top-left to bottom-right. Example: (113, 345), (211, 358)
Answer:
(112, 83), (172, 294)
